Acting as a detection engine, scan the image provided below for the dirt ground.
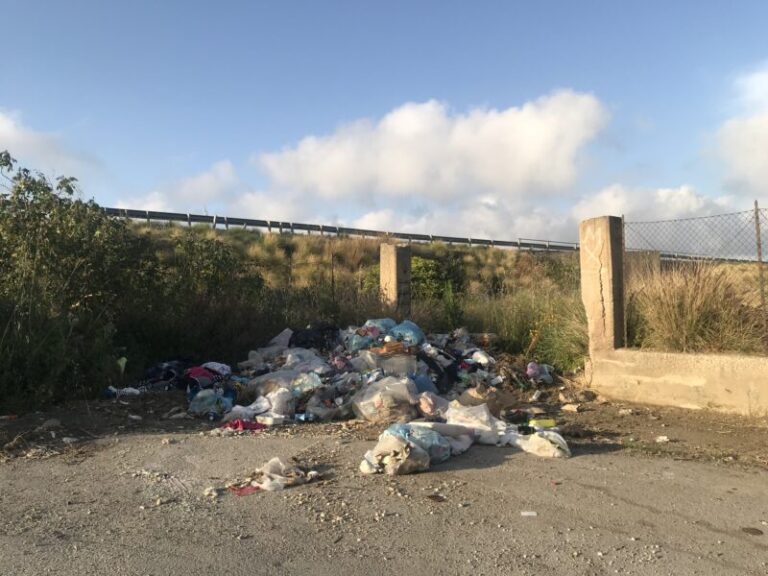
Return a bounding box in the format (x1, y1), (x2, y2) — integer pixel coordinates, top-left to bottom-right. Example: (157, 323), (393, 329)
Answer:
(2, 388), (768, 575)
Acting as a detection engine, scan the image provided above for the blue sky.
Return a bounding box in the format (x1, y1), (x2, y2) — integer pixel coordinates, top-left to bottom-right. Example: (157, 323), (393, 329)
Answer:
(2, 0), (768, 240)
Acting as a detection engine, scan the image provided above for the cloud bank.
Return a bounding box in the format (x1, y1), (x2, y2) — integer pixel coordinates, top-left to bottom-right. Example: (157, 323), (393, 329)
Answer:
(0, 110), (95, 177)
(258, 91), (608, 202)
(718, 63), (768, 196)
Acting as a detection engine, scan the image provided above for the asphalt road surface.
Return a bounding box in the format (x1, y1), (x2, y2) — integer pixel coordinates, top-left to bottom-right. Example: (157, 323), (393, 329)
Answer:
(1, 430), (766, 576)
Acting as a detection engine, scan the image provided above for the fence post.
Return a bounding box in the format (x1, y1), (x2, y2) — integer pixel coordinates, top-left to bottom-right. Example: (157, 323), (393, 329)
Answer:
(754, 200), (767, 340)
(579, 216), (625, 352)
(621, 214), (627, 348)
(380, 243), (412, 318)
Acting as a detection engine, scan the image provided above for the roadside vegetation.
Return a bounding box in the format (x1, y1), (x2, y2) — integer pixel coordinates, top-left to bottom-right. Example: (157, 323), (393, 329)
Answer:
(626, 261), (766, 354)
(7, 152), (763, 413)
(0, 153), (586, 411)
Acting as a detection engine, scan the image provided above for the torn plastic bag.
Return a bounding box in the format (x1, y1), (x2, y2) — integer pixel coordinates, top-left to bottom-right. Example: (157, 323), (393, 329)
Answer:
(237, 350), (266, 372)
(270, 328), (293, 348)
(386, 424), (452, 464)
(250, 329), (293, 362)
(222, 396), (271, 422)
(447, 434), (474, 455)
(265, 388), (295, 417)
(359, 429), (431, 475)
(188, 389), (233, 417)
(470, 350), (495, 367)
(349, 353), (377, 372)
(526, 362), (554, 385)
(246, 369), (299, 397)
(417, 391), (449, 419)
(378, 353), (418, 376)
(512, 430), (571, 458)
(389, 320), (426, 345)
(344, 331), (374, 353)
(305, 388), (341, 421)
(363, 318), (397, 333)
(459, 385), (519, 418)
(227, 457), (320, 493)
(445, 402), (498, 431)
(282, 348), (331, 374)
(351, 376), (418, 422)
(291, 372), (323, 397)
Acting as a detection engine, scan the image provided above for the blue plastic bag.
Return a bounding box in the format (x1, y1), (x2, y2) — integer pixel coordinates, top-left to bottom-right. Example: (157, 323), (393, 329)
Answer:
(389, 320), (426, 345)
(346, 333), (374, 353)
(412, 374), (438, 394)
(385, 423), (452, 464)
(188, 389), (233, 417)
(364, 318), (397, 333)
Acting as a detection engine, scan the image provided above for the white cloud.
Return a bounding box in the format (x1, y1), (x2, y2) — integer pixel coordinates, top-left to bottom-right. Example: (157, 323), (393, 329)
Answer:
(257, 90), (608, 200)
(735, 64), (768, 113)
(117, 160), (241, 212)
(228, 190), (307, 222)
(116, 190), (169, 212)
(572, 184), (731, 222)
(718, 64), (768, 195)
(0, 110), (95, 177)
(171, 160), (239, 204)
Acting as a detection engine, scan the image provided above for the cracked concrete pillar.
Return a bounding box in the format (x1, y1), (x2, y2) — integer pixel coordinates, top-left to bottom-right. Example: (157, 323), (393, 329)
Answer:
(579, 216), (625, 352)
(380, 243), (411, 317)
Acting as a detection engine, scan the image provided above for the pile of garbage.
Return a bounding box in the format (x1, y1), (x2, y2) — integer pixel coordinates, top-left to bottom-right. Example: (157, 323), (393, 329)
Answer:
(112, 318), (572, 475)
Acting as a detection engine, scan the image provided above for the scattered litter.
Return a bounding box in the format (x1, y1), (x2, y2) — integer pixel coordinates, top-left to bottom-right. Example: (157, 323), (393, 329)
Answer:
(203, 486), (222, 499)
(111, 319), (583, 479)
(521, 511), (538, 517)
(618, 408), (634, 416)
(224, 458), (320, 494)
(655, 435), (670, 444)
(219, 419), (268, 432)
(127, 414), (143, 421)
(427, 494), (447, 503)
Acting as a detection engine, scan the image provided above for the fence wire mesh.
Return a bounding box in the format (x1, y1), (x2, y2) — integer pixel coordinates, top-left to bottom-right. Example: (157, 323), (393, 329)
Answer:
(624, 209), (768, 262)
(623, 204), (768, 354)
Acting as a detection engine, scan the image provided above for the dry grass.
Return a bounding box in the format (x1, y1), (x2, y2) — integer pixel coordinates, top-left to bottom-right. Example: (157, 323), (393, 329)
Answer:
(627, 262), (766, 354)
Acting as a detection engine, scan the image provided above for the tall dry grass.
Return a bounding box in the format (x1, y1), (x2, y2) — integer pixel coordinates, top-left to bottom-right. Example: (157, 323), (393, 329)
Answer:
(626, 262), (765, 354)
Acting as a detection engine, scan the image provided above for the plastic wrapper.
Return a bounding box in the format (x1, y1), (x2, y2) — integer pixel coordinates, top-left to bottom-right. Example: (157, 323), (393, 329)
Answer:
(351, 376), (418, 422)
(188, 389), (233, 417)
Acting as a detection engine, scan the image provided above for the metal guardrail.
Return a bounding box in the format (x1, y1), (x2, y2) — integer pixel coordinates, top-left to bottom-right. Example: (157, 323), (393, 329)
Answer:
(102, 206), (581, 252)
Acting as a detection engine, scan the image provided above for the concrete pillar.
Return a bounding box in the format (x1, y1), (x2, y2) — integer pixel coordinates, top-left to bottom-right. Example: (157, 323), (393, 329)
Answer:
(579, 216), (625, 352)
(380, 243), (411, 317)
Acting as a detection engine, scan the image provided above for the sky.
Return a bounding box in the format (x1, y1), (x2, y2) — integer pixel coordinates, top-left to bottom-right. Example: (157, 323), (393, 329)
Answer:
(2, 0), (768, 242)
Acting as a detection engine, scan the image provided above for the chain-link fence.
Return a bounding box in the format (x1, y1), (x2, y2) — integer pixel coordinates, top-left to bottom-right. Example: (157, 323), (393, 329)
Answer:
(623, 203), (768, 353)
(624, 207), (768, 262)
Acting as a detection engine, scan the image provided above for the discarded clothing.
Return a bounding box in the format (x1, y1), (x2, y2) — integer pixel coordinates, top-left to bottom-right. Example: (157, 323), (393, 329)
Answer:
(220, 419), (268, 432)
(289, 323), (340, 351)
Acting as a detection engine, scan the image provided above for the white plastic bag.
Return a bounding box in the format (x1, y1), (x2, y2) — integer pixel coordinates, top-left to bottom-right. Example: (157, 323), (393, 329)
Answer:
(351, 376), (418, 422)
